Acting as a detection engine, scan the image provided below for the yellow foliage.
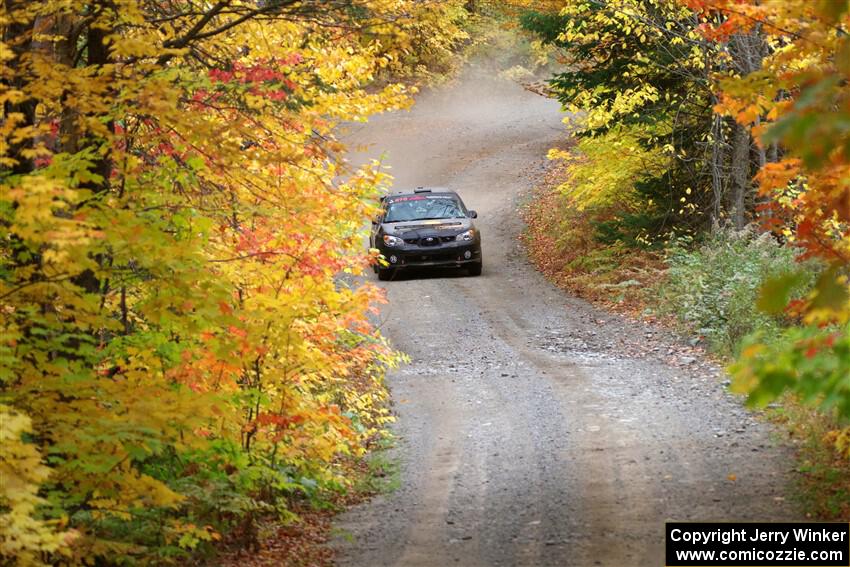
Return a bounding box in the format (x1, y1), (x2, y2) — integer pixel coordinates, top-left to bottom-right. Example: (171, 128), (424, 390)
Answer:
(0, 0), (463, 562)
(549, 126), (668, 211)
(0, 407), (70, 565)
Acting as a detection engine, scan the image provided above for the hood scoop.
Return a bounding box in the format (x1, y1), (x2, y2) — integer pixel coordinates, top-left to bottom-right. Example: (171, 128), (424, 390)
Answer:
(393, 221), (464, 232)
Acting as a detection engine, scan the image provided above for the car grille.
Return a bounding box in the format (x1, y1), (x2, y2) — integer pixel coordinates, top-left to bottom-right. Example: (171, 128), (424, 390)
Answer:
(404, 236), (456, 246)
(410, 252), (457, 262)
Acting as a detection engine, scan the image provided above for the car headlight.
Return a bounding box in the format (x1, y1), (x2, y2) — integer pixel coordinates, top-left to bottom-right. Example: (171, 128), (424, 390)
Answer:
(383, 234), (403, 247)
(455, 229), (475, 242)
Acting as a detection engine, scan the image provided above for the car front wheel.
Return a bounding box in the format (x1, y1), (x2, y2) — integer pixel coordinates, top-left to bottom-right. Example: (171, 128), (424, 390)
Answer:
(467, 262), (482, 276)
(377, 268), (396, 281)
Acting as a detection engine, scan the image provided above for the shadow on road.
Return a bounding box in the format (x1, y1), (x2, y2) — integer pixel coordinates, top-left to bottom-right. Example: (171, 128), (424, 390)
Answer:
(378, 267), (481, 282)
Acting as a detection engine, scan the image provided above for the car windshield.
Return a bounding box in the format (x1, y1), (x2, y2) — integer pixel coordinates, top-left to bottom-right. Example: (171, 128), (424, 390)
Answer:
(384, 196), (465, 222)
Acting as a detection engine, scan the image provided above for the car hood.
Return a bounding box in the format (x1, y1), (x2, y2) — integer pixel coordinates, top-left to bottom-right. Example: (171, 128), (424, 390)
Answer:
(384, 218), (473, 234)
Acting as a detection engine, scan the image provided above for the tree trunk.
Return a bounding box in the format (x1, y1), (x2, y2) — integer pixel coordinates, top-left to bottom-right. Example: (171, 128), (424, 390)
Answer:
(709, 113), (725, 230)
(769, 142), (779, 163)
(730, 121), (749, 230)
(3, 0), (36, 175)
(72, 13), (114, 296)
(725, 30), (766, 230)
(86, 23), (114, 191)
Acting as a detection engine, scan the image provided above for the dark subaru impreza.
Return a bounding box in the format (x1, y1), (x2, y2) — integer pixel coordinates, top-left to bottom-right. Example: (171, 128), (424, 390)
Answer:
(370, 187), (482, 280)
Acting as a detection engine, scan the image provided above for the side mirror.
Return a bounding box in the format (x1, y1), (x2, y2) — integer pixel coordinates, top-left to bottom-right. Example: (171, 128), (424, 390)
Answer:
(468, 210), (478, 219)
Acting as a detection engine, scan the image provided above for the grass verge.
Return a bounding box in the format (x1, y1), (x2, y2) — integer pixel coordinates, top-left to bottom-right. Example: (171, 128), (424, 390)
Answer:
(769, 403), (850, 520)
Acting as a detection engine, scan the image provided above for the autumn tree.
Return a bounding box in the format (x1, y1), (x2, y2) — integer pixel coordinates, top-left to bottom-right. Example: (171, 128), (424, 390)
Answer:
(519, 0), (779, 246)
(678, 0), (850, 424)
(0, 0), (467, 563)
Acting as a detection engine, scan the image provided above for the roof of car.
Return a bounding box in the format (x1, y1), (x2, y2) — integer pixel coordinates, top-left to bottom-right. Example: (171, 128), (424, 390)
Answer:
(384, 187), (458, 200)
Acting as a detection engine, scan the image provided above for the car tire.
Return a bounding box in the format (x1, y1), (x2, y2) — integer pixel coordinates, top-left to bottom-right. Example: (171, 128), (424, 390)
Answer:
(377, 268), (396, 281)
(467, 262), (482, 276)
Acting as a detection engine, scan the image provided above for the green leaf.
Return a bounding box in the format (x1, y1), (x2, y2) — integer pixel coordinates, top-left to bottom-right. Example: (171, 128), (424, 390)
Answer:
(758, 271), (807, 315)
(811, 265), (850, 311)
(185, 155), (205, 171)
(747, 368), (794, 407)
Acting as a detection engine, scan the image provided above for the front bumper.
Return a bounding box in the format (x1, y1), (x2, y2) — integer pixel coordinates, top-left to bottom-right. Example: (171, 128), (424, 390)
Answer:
(378, 242), (482, 269)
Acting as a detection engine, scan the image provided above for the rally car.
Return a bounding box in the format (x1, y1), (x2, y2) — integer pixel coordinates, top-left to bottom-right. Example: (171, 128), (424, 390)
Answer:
(370, 187), (483, 281)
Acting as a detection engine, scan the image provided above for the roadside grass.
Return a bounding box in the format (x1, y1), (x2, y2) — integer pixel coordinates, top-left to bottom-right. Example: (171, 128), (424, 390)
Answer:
(353, 446), (402, 496)
(522, 161), (847, 521)
(769, 403), (850, 520)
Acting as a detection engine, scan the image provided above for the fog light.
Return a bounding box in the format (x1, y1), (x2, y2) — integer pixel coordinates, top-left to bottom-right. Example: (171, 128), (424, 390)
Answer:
(389, 255), (398, 264)
(463, 250), (472, 260)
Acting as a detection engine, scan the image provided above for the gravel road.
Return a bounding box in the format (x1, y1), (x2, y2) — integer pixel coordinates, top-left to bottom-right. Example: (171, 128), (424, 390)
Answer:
(332, 68), (798, 567)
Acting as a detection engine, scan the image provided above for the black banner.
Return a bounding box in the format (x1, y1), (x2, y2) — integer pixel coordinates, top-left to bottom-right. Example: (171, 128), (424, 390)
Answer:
(666, 523), (850, 566)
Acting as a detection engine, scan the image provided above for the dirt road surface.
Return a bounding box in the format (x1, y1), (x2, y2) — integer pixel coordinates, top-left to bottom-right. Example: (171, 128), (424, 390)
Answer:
(332, 68), (798, 567)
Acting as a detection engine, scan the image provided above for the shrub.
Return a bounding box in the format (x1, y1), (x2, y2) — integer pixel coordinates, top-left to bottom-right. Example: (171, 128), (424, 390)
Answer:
(522, 175), (664, 308)
(657, 228), (820, 356)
